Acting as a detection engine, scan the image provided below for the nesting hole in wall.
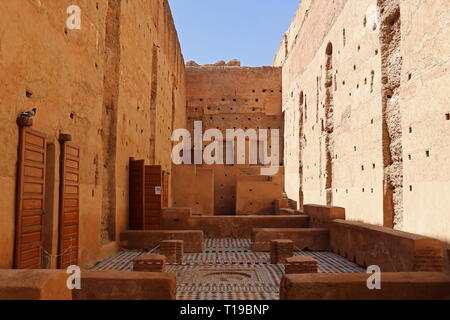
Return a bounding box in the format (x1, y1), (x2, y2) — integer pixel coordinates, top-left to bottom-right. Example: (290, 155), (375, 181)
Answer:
(426, 150), (430, 158)
(25, 90), (33, 98)
(386, 89), (393, 99)
(409, 185), (413, 192)
(70, 112), (75, 119)
(445, 113), (450, 120)
(326, 42), (333, 56)
(408, 154), (412, 160)
(409, 126), (413, 133)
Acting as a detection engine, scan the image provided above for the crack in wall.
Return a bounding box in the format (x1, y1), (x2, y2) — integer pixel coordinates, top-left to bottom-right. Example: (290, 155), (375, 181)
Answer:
(299, 91), (305, 210)
(149, 44), (159, 164)
(100, 0), (122, 243)
(378, 0), (403, 228)
(324, 42), (334, 206)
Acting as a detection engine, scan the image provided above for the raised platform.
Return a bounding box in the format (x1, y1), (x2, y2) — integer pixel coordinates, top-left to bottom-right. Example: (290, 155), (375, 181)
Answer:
(120, 230), (204, 252)
(0, 270), (71, 300)
(161, 209), (310, 238)
(330, 220), (444, 271)
(280, 272), (450, 300)
(72, 270), (176, 300)
(251, 228), (329, 251)
(304, 204), (346, 228)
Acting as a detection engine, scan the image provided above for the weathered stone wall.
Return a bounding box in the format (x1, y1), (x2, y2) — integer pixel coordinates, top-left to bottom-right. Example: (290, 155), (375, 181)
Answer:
(277, 0), (450, 244)
(0, 0), (185, 268)
(182, 66), (284, 215)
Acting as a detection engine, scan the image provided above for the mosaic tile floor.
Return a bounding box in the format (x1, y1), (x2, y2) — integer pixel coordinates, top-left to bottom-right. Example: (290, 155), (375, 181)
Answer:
(92, 238), (364, 300)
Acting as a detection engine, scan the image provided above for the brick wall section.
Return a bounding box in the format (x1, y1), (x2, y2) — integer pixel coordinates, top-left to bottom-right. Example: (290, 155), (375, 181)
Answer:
(280, 272), (450, 300)
(330, 220), (444, 271)
(276, 0), (450, 246)
(0, 0), (186, 268)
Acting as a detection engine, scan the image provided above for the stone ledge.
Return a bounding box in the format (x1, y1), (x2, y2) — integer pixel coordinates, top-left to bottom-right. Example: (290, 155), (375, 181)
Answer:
(251, 228), (329, 251)
(280, 272), (450, 300)
(120, 230), (204, 252)
(72, 270), (176, 300)
(0, 270), (71, 300)
(330, 220), (444, 272)
(304, 204), (346, 228)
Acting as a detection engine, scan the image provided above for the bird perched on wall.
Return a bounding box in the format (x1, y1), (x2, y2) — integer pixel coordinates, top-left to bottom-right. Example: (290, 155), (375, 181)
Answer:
(20, 108), (37, 118)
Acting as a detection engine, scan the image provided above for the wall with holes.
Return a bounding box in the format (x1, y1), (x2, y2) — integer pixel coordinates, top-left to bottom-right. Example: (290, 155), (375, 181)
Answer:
(276, 0), (450, 245)
(183, 66), (284, 215)
(400, 0), (450, 243)
(0, 0), (186, 268)
(114, 0), (186, 245)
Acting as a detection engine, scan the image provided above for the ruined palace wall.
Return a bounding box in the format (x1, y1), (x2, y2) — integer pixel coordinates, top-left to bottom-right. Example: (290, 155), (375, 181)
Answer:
(399, 0), (450, 243)
(0, 0), (186, 268)
(114, 0), (186, 245)
(0, 0), (108, 268)
(184, 67), (283, 215)
(278, 0), (450, 244)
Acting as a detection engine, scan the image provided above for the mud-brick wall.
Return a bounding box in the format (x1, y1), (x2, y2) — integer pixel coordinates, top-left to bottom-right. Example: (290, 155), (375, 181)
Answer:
(400, 0), (450, 244)
(0, 0), (109, 268)
(277, 0), (450, 245)
(112, 0), (186, 247)
(184, 67), (283, 215)
(0, 0), (186, 269)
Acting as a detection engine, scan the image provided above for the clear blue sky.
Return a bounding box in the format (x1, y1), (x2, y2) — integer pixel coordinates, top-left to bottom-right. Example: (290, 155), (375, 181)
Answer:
(168, 0), (300, 67)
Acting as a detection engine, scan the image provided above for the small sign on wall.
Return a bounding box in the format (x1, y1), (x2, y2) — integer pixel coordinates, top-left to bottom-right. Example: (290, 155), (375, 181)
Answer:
(155, 186), (161, 195)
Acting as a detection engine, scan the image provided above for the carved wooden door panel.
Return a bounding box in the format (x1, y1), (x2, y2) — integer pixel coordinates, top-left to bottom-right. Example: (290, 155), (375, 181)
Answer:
(14, 127), (47, 269)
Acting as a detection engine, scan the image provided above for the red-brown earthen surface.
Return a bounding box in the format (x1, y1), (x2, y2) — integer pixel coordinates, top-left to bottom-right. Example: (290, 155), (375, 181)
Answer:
(280, 272), (450, 300)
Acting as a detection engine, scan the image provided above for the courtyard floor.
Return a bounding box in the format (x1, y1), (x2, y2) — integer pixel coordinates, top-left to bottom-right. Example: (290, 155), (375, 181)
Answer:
(92, 238), (364, 300)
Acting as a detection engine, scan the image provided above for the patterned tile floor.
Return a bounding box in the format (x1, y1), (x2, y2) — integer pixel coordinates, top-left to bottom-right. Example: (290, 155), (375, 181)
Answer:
(92, 238), (364, 300)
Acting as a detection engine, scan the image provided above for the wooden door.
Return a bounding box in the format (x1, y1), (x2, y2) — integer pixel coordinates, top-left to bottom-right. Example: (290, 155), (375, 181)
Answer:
(162, 171), (169, 208)
(129, 159), (145, 230)
(58, 142), (80, 268)
(14, 127), (47, 269)
(144, 165), (162, 230)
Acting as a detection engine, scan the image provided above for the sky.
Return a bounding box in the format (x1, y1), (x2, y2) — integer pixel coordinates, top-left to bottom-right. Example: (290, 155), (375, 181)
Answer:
(168, 0), (300, 67)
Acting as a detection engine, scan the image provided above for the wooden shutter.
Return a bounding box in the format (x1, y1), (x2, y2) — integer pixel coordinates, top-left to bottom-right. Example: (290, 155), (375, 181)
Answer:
(129, 159), (145, 230)
(14, 127), (47, 269)
(144, 165), (162, 230)
(162, 171), (169, 208)
(58, 142), (80, 269)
